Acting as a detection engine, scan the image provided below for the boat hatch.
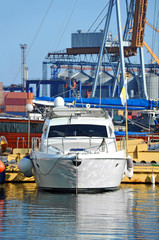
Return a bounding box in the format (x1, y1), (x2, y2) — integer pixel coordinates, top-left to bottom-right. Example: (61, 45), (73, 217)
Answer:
(70, 148), (85, 151)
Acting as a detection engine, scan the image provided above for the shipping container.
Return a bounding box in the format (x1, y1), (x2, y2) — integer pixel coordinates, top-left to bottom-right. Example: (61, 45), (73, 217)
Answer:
(4, 92), (33, 99)
(6, 105), (26, 112)
(4, 98), (27, 106)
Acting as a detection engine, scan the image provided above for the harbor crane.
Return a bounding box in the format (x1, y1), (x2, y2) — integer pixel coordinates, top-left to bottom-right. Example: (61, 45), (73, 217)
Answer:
(39, 0), (158, 100)
(66, 0), (148, 99)
(91, 0), (148, 98)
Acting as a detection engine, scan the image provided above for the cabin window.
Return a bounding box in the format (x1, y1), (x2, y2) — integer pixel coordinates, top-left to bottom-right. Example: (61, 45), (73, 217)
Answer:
(30, 123), (43, 133)
(0, 122), (43, 133)
(48, 124), (107, 138)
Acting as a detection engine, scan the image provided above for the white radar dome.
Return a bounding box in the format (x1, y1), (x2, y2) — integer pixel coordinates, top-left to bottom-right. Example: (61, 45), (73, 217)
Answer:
(54, 97), (65, 107)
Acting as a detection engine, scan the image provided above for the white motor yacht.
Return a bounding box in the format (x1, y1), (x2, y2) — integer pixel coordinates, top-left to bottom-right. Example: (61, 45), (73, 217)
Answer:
(18, 97), (133, 193)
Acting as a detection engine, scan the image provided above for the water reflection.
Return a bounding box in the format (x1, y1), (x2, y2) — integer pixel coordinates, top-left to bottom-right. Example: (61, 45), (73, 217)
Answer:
(128, 185), (159, 240)
(0, 183), (159, 239)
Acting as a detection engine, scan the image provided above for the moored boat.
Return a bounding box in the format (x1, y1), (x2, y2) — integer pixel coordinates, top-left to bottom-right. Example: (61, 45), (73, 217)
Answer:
(0, 116), (43, 149)
(18, 97), (133, 193)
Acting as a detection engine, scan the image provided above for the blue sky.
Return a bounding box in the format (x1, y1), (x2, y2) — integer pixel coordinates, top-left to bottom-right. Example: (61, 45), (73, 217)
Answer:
(0, 0), (158, 87)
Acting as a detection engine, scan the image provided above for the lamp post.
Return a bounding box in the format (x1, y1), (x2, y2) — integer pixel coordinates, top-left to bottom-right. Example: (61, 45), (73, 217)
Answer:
(20, 44), (27, 90)
(25, 103), (33, 153)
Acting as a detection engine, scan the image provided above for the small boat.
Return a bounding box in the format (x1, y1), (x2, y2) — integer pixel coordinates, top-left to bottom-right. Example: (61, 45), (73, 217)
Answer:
(114, 109), (159, 133)
(18, 97), (133, 193)
(0, 116), (43, 149)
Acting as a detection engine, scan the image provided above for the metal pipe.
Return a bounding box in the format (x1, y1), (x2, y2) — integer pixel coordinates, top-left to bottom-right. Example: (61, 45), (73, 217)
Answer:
(116, 0), (126, 86)
(28, 113), (30, 153)
(139, 47), (148, 99)
(91, 0), (114, 97)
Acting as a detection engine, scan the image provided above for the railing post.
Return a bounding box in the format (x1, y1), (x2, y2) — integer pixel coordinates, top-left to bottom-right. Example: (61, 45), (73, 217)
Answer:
(62, 138), (64, 153)
(47, 137), (48, 153)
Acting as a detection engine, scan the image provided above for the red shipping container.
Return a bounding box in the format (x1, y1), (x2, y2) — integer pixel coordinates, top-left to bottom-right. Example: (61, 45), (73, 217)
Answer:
(4, 98), (27, 106)
(6, 105), (26, 112)
(4, 92), (33, 99)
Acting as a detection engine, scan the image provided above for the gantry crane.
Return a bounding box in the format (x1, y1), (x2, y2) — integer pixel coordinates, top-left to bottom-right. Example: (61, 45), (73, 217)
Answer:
(47, 0), (152, 99)
(93, 0), (148, 98)
(66, 0), (149, 98)
(131, 0), (148, 48)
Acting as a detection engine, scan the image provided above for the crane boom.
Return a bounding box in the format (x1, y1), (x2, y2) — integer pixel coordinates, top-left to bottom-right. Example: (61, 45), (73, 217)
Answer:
(143, 40), (159, 65)
(144, 19), (159, 64)
(131, 0), (148, 47)
(145, 20), (159, 33)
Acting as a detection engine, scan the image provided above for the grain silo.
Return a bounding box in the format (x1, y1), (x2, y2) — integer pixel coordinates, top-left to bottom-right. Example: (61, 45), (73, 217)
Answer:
(127, 72), (139, 98)
(146, 72), (159, 100)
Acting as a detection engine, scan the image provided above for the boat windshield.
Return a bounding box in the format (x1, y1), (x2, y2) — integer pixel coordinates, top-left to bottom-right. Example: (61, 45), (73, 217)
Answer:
(48, 124), (107, 138)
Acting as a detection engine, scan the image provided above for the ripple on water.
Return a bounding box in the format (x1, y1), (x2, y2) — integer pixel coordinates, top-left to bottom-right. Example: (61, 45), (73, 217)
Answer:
(0, 183), (159, 239)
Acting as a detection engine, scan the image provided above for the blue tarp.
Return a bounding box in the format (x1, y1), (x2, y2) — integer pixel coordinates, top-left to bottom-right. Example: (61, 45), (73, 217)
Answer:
(115, 131), (150, 136)
(35, 96), (159, 110)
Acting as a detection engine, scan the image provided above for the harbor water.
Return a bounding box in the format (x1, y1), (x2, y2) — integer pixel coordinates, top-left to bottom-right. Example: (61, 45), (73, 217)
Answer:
(0, 183), (159, 239)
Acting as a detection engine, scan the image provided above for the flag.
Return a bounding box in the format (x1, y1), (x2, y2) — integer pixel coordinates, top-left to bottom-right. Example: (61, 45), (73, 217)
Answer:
(120, 78), (129, 106)
(72, 100), (75, 106)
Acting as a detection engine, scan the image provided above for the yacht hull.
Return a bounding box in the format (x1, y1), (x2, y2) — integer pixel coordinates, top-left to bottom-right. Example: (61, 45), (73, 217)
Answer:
(31, 150), (126, 192)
